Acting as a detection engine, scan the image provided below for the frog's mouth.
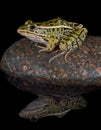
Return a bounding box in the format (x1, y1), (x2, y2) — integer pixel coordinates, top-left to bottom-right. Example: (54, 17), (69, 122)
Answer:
(17, 29), (48, 44)
(17, 29), (46, 37)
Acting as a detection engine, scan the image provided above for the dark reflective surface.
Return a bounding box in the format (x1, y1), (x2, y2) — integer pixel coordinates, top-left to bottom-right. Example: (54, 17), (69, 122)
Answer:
(0, 4), (101, 129)
(0, 72), (101, 129)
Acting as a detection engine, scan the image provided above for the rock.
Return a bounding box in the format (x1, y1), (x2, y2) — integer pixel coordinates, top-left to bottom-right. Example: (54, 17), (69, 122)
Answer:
(0, 36), (101, 96)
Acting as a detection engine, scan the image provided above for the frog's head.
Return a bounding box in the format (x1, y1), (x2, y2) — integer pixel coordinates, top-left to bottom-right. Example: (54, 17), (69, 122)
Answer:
(17, 20), (50, 43)
(17, 20), (48, 37)
(17, 20), (33, 33)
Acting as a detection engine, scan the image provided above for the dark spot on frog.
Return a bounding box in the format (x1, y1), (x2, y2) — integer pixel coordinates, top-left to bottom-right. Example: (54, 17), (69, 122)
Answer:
(29, 25), (36, 30)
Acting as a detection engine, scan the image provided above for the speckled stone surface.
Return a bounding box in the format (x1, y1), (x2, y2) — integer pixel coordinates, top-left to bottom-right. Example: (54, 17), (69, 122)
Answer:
(0, 36), (101, 96)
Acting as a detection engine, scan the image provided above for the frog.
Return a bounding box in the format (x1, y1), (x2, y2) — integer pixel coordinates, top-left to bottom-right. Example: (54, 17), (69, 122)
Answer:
(17, 17), (88, 63)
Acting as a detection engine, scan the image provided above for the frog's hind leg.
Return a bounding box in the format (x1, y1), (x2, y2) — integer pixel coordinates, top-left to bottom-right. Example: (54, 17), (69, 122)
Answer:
(64, 49), (73, 63)
(49, 51), (66, 63)
(49, 49), (72, 63)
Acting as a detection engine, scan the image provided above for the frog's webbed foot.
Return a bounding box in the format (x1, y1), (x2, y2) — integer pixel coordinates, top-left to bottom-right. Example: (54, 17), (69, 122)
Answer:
(49, 49), (73, 63)
(35, 43), (46, 49)
(49, 51), (66, 63)
(64, 49), (73, 63)
(39, 48), (50, 53)
(35, 43), (53, 53)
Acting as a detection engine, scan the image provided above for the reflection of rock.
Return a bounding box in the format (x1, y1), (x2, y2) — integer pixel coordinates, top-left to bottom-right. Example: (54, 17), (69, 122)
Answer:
(0, 36), (101, 120)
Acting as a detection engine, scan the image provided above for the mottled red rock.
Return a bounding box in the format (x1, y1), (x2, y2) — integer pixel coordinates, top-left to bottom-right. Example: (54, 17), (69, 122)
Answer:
(0, 36), (101, 96)
(96, 67), (101, 75)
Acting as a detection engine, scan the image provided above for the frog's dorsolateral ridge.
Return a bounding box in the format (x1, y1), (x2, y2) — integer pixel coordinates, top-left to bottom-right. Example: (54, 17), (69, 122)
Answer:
(17, 17), (88, 63)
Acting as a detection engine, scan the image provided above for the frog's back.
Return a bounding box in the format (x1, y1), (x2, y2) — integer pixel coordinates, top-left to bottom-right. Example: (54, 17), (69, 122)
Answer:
(36, 17), (65, 26)
(36, 17), (73, 39)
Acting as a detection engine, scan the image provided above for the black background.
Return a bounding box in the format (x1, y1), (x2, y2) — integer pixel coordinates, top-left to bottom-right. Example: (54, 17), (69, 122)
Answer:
(0, 1), (101, 129)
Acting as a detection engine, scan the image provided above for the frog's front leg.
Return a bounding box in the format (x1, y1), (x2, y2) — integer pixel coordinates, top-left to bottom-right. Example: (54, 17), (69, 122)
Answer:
(37, 37), (59, 52)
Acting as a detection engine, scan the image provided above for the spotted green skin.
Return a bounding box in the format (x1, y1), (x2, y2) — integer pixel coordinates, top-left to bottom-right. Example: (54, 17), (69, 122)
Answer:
(17, 17), (88, 62)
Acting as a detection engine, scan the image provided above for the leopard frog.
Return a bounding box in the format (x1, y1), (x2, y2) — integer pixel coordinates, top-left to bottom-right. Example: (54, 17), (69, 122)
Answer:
(17, 17), (88, 63)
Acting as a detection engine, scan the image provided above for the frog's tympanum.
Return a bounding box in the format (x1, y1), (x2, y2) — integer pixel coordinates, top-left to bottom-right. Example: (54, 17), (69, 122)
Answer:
(17, 17), (88, 63)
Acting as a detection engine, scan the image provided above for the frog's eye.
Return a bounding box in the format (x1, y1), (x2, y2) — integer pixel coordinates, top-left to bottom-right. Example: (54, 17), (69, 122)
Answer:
(25, 20), (33, 25)
(29, 25), (36, 30)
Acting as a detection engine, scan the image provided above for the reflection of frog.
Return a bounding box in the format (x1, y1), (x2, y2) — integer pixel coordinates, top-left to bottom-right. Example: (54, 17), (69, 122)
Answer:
(17, 17), (88, 63)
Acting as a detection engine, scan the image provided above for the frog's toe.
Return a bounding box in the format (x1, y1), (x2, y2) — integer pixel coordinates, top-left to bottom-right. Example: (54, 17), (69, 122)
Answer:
(49, 51), (66, 63)
(35, 43), (46, 49)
